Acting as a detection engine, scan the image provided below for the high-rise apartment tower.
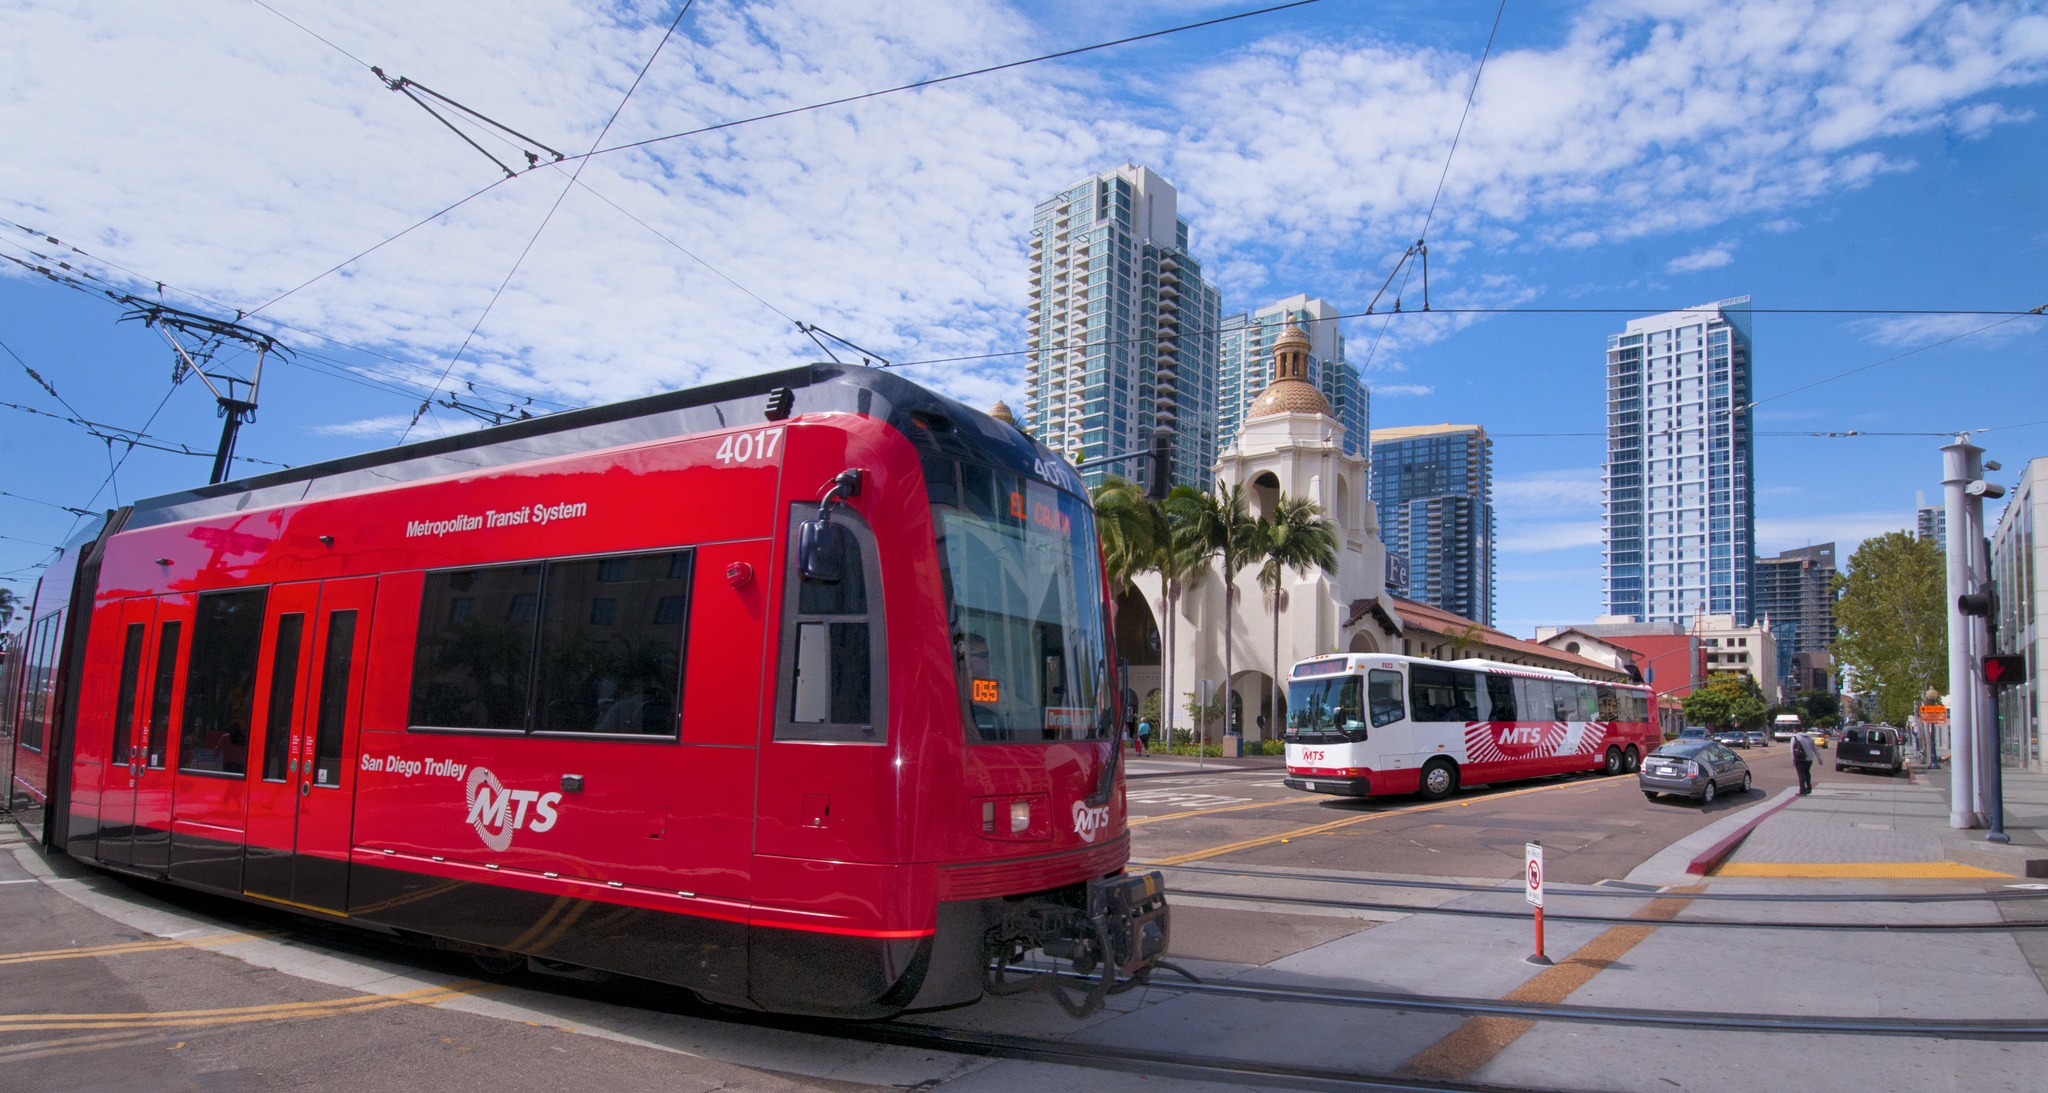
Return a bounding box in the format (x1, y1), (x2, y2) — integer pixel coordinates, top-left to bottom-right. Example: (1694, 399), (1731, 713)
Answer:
(1604, 297), (1755, 624)
(1026, 165), (1223, 492)
(1370, 424), (1494, 625)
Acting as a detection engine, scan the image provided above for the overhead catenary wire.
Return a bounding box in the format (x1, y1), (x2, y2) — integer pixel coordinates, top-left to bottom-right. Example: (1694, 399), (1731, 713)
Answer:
(403, 0), (698, 443)
(578, 0), (1330, 162)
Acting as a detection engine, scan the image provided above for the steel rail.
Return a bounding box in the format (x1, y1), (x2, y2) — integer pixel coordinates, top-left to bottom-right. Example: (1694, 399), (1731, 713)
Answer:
(1169, 885), (2048, 931)
(1159, 861), (2048, 904)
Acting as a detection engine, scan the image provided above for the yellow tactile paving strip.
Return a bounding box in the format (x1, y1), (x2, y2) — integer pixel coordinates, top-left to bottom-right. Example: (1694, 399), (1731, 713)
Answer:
(1712, 861), (2013, 879)
(1396, 888), (1703, 1082)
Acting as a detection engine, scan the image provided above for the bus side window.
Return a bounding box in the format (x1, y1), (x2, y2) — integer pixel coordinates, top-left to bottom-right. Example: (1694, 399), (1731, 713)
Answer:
(777, 504), (886, 742)
(1516, 678), (1552, 725)
(1595, 686), (1620, 721)
(1335, 676), (1365, 732)
(1484, 674), (1517, 722)
(1408, 665), (1478, 722)
(1367, 669), (1403, 727)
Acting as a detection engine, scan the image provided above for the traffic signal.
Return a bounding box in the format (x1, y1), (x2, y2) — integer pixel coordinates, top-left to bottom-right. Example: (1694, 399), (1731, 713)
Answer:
(1983, 654), (2028, 687)
(1958, 591), (1994, 617)
(1145, 428), (1174, 500)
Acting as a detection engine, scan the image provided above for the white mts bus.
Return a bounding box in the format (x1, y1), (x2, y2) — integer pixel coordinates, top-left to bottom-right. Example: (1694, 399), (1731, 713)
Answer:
(1282, 654), (1662, 801)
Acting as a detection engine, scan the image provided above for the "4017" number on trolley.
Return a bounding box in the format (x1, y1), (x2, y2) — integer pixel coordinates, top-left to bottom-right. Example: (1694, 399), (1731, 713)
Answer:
(713, 428), (783, 465)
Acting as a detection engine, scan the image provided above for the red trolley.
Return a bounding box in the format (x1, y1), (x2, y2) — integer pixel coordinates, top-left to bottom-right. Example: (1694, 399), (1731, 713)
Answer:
(0, 363), (1168, 1018)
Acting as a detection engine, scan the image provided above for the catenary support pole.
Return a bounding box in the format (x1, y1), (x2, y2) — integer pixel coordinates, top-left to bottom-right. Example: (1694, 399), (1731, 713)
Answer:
(1942, 437), (1982, 829)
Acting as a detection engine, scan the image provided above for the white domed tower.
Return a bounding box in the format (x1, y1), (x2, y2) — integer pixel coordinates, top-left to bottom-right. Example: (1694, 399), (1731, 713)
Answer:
(1169, 322), (1390, 742)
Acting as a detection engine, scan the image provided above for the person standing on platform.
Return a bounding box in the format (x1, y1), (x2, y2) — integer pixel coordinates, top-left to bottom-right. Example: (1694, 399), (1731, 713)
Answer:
(1792, 731), (1820, 795)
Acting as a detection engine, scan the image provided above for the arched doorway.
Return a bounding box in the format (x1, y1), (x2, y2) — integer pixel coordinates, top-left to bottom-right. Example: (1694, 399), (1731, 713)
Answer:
(1113, 587), (1161, 730)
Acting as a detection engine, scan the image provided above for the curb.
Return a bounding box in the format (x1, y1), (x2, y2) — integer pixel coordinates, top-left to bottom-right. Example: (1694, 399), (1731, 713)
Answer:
(1685, 790), (1802, 876)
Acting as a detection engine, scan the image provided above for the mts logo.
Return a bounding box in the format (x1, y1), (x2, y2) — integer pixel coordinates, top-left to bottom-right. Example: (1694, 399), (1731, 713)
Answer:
(1301, 749), (1326, 762)
(1497, 725), (1547, 746)
(464, 767), (563, 852)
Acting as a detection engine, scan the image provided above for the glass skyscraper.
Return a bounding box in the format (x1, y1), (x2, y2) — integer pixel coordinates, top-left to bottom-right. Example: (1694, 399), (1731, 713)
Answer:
(1604, 297), (1755, 625)
(1370, 424), (1494, 625)
(1026, 165), (1223, 492)
(1218, 295), (1366, 459)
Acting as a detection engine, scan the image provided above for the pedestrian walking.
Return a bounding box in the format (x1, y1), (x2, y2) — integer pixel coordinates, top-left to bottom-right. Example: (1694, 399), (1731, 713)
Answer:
(1136, 716), (1152, 755)
(1792, 731), (1820, 795)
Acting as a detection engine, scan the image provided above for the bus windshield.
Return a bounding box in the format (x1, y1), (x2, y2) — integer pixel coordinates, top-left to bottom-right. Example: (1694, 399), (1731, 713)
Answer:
(1287, 675), (1365, 741)
(933, 460), (1112, 744)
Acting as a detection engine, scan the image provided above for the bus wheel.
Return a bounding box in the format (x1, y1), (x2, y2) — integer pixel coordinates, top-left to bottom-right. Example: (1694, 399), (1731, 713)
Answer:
(1419, 759), (1458, 801)
(1623, 747), (1641, 773)
(1603, 747), (1623, 775)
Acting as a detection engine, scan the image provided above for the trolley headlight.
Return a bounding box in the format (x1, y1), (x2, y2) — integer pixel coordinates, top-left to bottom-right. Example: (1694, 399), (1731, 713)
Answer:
(1010, 799), (1031, 834)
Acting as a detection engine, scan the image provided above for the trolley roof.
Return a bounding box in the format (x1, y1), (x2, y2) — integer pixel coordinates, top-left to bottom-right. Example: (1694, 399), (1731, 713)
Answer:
(119, 363), (1072, 531)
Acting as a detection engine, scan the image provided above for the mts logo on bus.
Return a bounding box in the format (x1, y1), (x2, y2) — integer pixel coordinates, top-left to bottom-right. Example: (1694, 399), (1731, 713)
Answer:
(463, 767), (563, 852)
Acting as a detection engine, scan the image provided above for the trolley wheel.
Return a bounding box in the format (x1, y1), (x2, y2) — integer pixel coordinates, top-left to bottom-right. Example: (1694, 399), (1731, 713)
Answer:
(1701, 779), (1717, 806)
(1740, 771), (1753, 794)
(1418, 759), (1458, 801)
(1623, 746), (1641, 773)
(1603, 747), (1623, 775)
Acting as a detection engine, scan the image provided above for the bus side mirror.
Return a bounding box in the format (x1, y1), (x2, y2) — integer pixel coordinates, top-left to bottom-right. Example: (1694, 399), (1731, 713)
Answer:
(798, 518), (848, 583)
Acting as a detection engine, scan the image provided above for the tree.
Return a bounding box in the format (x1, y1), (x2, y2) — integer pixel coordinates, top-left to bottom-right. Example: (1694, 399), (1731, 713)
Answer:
(0, 586), (17, 630)
(1174, 483), (1259, 738)
(1254, 494), (1337, 739)
(1832, 531), (1946, 726)
(1151, 485), (1210, 744)
(1795, 689), (1841, 729)
(1682, 675), (1767, 730)
(1089, 476), (1161, 597)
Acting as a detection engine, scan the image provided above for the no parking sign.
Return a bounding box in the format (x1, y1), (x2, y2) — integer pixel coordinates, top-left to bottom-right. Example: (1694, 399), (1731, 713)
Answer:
(1525, 842), (1544, 908)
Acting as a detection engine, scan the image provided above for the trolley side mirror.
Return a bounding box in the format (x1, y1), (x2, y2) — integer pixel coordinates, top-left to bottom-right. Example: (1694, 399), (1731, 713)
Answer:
(798, 517), (848, 583)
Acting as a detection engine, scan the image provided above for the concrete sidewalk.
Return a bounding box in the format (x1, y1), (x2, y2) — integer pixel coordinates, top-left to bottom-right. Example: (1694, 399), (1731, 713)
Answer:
(1711, 761), (2048, 879)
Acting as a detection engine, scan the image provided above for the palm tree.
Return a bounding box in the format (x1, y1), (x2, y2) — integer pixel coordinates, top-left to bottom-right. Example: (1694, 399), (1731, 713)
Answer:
(1176, 483), (1259, 739)
(1254, 494), (1338, 739)
(1152, 485), (1211, 745)
(1089, 476), (1161, 596)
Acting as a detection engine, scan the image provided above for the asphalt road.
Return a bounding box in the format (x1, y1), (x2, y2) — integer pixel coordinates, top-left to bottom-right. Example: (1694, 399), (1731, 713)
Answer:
(0, 742), (1903, 1092)
(1128, 740), (1838, 886)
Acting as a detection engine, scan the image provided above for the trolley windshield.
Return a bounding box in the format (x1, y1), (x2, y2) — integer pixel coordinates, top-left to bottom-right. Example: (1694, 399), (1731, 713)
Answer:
(931, 459), (1112, 743)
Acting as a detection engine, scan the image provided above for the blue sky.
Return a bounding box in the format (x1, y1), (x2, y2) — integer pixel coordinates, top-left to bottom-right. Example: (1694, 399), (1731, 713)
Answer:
(3, 0), (2045, 636)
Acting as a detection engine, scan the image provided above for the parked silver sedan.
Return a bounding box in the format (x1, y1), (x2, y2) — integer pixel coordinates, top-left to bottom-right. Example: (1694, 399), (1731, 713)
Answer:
(1640, 740), (1753, 804)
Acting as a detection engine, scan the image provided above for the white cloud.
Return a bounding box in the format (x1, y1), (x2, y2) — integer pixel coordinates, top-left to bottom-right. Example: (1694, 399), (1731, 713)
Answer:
(1755, 511), (1913, 556)
(1666, 242), (1736, 273)
(1853, 312), (2042, 350)
(1373, 383), (1435, 397)
(1494, 467), (1604, 510)
(0, 0), (2041, 426)
(1498, 521), (1605, 553)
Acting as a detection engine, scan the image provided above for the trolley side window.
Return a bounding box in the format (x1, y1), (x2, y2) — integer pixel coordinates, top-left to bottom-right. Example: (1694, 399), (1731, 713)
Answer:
(1408, 665), (1479, 722)
(409, 564), (542, 732)
(260, 614), (304, 782)
(776, 505), (884, 742)
(310, 610), (356, 786)
(179, 588), (268, 776)
(534, 551), (692, 735)
(146, 620), (182, 769)
(408, 551), (692, 739)
(110, 622), (147, 766)
(18, 610), (66, 753)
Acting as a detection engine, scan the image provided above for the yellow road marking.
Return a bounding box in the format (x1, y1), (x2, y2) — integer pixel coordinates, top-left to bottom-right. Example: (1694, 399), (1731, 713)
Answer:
(1398, 888), (1702, 1081)
(0, 932), (270, 966)
(0, 981), (501, 1033)
(1139, 777), (1618, 867)
(0, 1030), (164, 1063)
(1713, 861), (2012, 879)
